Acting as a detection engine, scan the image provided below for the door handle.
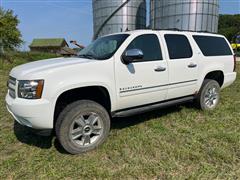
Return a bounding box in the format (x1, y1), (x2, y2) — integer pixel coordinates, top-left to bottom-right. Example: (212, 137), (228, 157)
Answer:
(188, 63), (197, 68)
(154, 66), (166, 72)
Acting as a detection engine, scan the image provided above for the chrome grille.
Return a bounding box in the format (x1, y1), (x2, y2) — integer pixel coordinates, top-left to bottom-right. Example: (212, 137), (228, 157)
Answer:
(8, 76), (16, 99)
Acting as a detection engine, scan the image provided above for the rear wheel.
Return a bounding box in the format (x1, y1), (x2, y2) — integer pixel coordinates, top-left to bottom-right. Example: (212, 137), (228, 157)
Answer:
(195, 79), (220, 111)
(56, 100), (110, 154)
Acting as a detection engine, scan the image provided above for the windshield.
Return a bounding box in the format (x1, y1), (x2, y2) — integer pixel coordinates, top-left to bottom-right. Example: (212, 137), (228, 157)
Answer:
(78, 34), (129, 60)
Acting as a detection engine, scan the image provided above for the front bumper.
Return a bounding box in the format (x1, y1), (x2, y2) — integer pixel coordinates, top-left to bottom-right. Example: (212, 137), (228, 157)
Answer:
(5, 93), (54, 129)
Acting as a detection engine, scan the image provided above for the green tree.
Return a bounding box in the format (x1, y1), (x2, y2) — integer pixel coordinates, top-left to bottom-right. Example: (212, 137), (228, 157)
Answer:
(218, 14), (240, 42)
(0, 7), (23, 53)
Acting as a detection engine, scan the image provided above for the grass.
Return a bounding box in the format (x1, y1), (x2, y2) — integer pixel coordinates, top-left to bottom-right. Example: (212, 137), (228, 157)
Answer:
(0, 51), (59, 66)
(0, 54), (240, 179)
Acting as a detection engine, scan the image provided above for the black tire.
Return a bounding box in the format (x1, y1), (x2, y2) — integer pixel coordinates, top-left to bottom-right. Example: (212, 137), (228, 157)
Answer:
(195, 79), (220, 111)
(55, 100), (110, 154)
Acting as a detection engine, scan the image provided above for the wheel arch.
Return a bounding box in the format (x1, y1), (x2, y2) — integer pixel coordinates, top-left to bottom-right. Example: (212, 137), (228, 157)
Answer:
(203, 70), (224, 87)
(53, 85), (112, 129)
(198, 67), (225, 91)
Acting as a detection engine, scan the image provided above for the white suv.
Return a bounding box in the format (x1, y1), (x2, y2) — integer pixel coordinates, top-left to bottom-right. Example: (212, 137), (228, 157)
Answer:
(6, 30), (237, 154)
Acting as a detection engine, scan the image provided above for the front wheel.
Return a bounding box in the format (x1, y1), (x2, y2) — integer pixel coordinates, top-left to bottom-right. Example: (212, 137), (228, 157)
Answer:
(55, 100), (110, 154)
(195, 79), (220, 111)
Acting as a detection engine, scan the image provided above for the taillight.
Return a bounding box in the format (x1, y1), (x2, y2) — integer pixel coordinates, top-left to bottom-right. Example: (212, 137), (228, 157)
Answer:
(233, 54), (237, 72)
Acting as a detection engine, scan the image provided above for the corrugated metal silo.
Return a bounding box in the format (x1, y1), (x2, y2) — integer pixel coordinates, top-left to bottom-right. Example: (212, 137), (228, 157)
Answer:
(93, 0), (146, 39)
(150, 0), (219, 33)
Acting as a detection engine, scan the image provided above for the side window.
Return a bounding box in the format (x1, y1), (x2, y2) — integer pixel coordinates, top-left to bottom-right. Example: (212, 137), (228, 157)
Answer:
(165, 34), (193, 59)
(126, 34), (162, 61)
(193, 35), (233, 56)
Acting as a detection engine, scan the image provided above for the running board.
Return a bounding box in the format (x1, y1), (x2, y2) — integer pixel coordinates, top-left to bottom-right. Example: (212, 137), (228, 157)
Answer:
(112, 96), (195, 118)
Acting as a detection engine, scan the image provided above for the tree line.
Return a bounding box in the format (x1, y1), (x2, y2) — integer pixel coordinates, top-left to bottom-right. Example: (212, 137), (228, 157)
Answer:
(219, 14), (240, 42)
(0, 8), (22, 54)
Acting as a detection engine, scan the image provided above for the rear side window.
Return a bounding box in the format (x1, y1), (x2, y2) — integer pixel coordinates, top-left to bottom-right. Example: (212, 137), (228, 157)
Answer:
(165, 34), (193, 59)
(126, 34), (162, 61)
(193, 35), (233, 56)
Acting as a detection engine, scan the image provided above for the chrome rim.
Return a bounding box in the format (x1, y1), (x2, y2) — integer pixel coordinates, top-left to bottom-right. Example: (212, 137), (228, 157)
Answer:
(69, 112), (103, 147)
(204, 86), (219, 108)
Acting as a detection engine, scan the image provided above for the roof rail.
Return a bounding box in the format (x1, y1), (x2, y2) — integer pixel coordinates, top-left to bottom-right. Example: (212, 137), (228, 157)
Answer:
(152, 28), (218, 34)
(196, 30), (218, 34)
(154, 28), (181, 31)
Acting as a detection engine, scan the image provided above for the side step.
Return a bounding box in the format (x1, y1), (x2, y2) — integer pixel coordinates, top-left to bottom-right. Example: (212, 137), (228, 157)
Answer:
(112, 96), (195, 118)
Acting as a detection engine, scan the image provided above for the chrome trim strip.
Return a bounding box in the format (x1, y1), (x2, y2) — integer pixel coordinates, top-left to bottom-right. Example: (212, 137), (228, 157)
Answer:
(120, 79), (198, 93)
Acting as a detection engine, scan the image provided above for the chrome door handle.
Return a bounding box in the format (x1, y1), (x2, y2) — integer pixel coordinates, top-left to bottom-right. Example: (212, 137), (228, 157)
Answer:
(154, 66), (166, 72)
(188, 63), (197, 68)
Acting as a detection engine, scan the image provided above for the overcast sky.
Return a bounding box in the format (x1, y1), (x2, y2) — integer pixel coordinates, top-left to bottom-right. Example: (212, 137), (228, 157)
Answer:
(1, 0), (240, 50)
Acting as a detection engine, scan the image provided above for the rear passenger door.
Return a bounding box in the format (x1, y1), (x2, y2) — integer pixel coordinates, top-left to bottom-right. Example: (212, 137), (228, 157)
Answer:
(163, 34), (198, 99)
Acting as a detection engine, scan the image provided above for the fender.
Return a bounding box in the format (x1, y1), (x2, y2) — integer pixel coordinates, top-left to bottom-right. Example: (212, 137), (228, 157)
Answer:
(197, 63), (224, 90)
(52, 82), (116, 112)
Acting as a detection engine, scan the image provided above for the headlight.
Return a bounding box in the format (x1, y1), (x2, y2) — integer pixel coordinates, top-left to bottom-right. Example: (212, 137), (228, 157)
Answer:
(18, 80), (44, 99)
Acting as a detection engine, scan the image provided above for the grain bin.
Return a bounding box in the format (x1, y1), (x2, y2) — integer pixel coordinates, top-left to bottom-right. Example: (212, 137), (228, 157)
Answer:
(93, 0), (146, 39)
(150, 0), (219, 33)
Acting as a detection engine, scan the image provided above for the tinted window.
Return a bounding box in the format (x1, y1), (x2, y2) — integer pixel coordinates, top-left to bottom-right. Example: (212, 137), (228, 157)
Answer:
(193, 35), (233, 56)
(78, 34), (129, 60)
(165, 34), (193, 59)
(126, 34), (162, 61)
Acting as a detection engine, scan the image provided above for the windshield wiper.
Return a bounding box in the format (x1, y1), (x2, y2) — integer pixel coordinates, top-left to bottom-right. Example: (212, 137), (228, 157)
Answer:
(78, 54), (96, 60)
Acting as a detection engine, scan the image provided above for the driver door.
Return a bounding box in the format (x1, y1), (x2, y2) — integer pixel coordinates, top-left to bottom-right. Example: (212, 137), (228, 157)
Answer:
(115, 33), (169, 110)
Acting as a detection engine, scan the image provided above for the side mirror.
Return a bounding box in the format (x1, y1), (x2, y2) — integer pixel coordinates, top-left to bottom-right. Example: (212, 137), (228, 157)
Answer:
(122, 49), (144, 64)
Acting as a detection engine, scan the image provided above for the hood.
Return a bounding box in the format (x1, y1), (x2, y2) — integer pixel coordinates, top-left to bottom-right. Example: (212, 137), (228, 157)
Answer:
(10, 57), (97, 79)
